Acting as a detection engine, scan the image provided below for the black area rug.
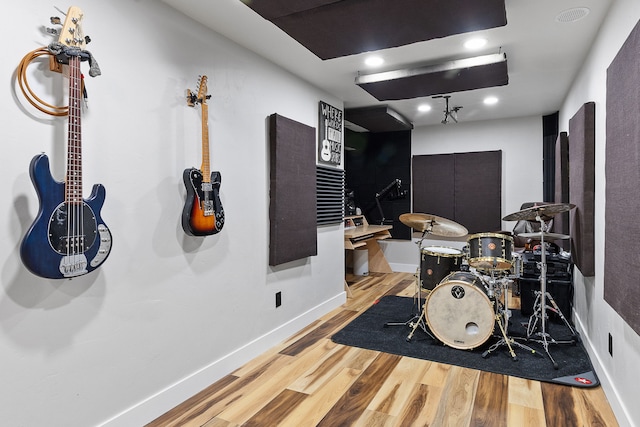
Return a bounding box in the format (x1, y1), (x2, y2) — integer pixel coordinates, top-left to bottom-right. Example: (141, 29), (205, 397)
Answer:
(332, 296), (599, 388)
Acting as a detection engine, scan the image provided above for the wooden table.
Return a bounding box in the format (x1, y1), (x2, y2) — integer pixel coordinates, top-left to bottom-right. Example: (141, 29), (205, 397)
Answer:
(344, 215), (393, 273)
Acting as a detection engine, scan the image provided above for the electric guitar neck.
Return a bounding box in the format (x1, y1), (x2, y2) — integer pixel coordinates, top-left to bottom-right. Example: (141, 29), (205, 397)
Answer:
(182, 76), (225, 236)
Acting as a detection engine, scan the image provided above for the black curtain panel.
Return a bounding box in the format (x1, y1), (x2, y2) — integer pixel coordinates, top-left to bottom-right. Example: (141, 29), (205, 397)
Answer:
(412, 150), (502, 234)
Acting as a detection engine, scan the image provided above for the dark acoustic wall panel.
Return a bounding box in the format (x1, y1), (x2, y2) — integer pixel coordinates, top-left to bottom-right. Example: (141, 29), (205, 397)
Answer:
(605, 19), (640, 336)
(454, 151), (502, 234)
(245, 0), (507, 60)
(412, 151), (501, 234)
(554, 132), (570, 249)
(412, 154), (455, 221)
(269, 114), (317, 266)
(569, 102), (595, 277)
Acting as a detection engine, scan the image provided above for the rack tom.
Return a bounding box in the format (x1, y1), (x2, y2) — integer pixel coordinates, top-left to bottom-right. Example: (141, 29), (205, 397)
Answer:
(467, 232), (514, 271)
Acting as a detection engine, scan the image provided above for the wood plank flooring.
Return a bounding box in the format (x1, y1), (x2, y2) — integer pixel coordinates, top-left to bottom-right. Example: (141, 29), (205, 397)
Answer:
(147, 272), (618, 427)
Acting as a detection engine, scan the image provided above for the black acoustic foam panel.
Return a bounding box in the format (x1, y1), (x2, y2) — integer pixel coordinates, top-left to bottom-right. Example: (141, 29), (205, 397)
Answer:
(569, 102), (595, 277)
(604, 19), (640, 336)
(245, 0), (507, 60)
(269, 114), (317, 266)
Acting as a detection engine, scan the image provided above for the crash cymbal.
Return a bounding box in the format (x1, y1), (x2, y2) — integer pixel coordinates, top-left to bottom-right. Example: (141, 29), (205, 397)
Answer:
(502, 203), (576, 221)
(518, 231), (571, 240)
(399, 213), (468, 237)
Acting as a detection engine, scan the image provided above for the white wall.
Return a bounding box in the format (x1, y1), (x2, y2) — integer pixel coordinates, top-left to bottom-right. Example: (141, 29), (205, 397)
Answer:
(383, 116), (543, 272)
(1, 1), (345, 426)
(559, 1), (640, 426)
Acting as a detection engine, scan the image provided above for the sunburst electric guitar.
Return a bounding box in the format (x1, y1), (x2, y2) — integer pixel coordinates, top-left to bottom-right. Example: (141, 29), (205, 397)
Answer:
(20, 6), (112, 279)
(181, 76), (225, 236)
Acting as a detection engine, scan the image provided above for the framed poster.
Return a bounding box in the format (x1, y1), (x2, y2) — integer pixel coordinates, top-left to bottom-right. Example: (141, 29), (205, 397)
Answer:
(318, 101), (343, 166)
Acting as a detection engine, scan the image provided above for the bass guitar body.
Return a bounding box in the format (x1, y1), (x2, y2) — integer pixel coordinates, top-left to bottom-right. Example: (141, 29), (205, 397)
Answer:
(20, 154), (113, 279)
(182, 168), (225, 236)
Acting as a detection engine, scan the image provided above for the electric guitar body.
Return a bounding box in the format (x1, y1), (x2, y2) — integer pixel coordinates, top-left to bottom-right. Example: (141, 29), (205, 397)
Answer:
(20, 154), (112, 279)
(20, 7), (112, 279)
(181, 75), (225, 236)
(182, 168), (224, 236)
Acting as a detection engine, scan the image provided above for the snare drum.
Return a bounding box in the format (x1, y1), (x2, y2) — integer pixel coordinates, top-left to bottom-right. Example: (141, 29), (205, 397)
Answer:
(420, 246), (464, 291)
(425, 271), (495, 349)
(467, 232), (514, 271)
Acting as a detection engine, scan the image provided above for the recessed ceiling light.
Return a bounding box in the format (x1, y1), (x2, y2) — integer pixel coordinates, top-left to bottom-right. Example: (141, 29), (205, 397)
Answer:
(484, 96), (499, 105)
(364, 56), (384, 67)
(464, 38), (487, 50)
(417, 104), (432, 112)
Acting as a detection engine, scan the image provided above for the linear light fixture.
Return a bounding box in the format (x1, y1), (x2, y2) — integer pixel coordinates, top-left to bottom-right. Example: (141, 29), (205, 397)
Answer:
(355, 53), (508, 101)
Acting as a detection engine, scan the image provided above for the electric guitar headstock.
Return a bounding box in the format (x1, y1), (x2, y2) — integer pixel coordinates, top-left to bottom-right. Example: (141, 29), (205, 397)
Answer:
(57, 6), (87, 48)
(187, 76), (211, 107)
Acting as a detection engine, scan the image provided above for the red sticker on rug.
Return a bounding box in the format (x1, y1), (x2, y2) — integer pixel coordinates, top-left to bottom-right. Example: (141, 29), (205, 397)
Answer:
(574, 377), (592, 385)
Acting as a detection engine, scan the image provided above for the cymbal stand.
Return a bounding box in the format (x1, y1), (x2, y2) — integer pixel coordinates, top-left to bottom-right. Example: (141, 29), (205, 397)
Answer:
(482, 276), (538, 360)
(525, 212), (575, 369)
(384, 228), (434, 341)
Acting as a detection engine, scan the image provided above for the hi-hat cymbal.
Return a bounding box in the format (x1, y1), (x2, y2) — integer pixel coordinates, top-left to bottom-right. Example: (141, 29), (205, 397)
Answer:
(518, 231), (571, 240)
(502, 203), (576, 221)
(399, 213), (468, 237)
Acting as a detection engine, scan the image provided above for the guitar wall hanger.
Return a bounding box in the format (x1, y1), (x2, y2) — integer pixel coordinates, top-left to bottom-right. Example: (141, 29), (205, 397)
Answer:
(186, 90), (211, 107)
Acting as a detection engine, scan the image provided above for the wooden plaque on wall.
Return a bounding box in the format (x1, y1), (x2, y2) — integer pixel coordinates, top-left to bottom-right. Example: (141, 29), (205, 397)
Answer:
(269, 114), (317, 266)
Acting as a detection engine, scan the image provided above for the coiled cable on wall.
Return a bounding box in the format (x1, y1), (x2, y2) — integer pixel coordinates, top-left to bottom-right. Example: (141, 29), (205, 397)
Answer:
(17, 47), (68, 117)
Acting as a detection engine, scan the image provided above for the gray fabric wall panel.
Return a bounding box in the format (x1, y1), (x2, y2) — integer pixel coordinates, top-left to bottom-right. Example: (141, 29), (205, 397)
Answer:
(269, 114), (317, 266)
(555, 132), (570, 249)
(569, 102), (595, 277)
(604, 19), (640, 336)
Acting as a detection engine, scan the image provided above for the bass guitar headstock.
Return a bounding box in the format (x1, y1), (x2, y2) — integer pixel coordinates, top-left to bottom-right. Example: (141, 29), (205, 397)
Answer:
(57, 6), (88, 48)
(187, 75), (211, 107)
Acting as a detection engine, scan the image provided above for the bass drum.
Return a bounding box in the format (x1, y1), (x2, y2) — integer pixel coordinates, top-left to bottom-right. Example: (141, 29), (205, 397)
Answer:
(420, 246), (464, 291)
(425, 271), (495, 349)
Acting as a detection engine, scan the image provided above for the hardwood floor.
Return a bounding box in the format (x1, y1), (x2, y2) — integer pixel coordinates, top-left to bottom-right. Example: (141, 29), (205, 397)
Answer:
(147, 272), (618, 427)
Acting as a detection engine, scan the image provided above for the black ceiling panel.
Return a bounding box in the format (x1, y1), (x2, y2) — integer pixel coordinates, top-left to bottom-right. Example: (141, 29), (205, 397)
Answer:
(356, 53), (509, 101)
(345, 105), (413, 133)
(244, 0), (507, 59)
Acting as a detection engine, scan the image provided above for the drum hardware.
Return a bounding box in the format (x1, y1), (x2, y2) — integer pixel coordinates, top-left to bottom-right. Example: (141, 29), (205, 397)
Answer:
(503, 203), (578, 369)
(385, 213), (468, 340)
(481, 277), (538, 361)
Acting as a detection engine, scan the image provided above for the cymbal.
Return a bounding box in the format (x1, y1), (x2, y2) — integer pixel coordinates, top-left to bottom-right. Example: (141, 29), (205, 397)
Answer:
(399, 213), (468, 237)
(518, 231), (571, 240)
(502, 203), (576, 221)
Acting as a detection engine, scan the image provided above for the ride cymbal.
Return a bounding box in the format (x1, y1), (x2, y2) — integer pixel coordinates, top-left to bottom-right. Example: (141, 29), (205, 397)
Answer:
(399, 213), (468, 237)
(518, 231), (571, 240)
(502, 203), (576, 221)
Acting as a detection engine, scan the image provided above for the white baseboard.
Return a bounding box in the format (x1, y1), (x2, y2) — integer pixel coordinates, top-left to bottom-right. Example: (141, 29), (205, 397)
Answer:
(97, 292), (347, 427)
(573, 312), (634, 427)
(389, 262), (418, 273)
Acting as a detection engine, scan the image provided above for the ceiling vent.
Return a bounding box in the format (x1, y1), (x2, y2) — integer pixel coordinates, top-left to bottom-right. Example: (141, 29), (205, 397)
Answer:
(555, 7), (590, 23)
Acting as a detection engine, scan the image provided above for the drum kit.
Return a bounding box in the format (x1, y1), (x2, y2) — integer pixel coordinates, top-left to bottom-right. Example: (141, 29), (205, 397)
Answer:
(388, 203), (578, 367)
